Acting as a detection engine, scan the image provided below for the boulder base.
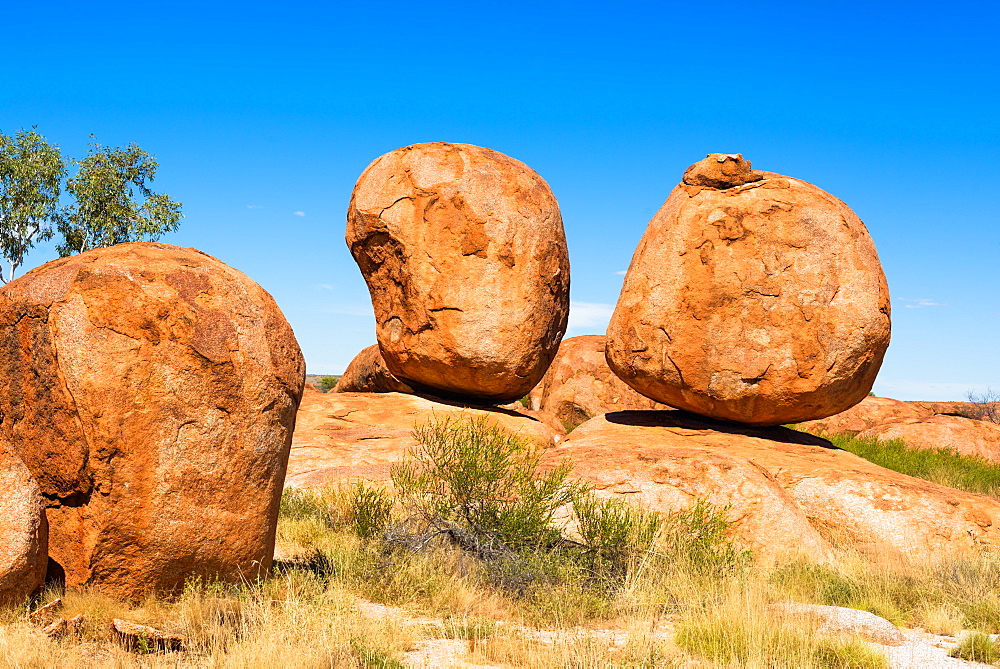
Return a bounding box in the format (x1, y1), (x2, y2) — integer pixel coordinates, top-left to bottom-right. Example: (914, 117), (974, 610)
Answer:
(347, 142), (570, 403)
(548, 411), (1000, 564)
(606, 154), (891, 425)
(0, 242), (305, 600)
(286, 391), (559, 488)
(0, 445), (47, 606)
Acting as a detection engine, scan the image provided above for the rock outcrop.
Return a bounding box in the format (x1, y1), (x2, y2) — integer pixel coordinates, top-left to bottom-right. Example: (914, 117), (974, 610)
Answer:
(286, 391), (558, 488)
(334, 344), (415, 394)
(799, 396), (1000, 463)
(0, 242), (305, 600)
(549, 411), (1000, 563)
(606, 154), (891, 426)
(528, 335), (668, 429)
(0, 445), (47, 606)
(347, 142), (570, 404)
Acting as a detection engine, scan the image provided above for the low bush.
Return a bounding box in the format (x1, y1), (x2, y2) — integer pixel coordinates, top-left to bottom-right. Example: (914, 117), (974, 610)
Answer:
(949, 631), (1000, 663)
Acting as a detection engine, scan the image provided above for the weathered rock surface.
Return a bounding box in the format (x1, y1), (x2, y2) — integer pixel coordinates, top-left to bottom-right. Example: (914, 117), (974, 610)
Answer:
(772, 602), (905, 646)
(606, 154), (891, 426)
(0, 242), (305, 600)
(859, 416), (1000, 464)
(286, 391), (558, 488)
(797, 396), (931, 435)
(334, 344), (415, 394)
(799, 396), (1000, 463)
(528, 335), (669, 429)
(548, 411), (1000, 563)
(347, 142), (570, 403)
(0, 445), (47, 606)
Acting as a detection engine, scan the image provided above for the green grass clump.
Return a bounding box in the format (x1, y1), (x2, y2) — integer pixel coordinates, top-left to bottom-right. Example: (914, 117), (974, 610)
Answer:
(949, 631), (1000, 663)
(675, 612), (887, 668)
(771, 557), (1000, 633)
(820, 432), (1000, 498)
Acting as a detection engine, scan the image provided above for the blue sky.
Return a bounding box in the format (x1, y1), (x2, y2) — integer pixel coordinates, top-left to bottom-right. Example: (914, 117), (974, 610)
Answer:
(3, 0), (998, 400)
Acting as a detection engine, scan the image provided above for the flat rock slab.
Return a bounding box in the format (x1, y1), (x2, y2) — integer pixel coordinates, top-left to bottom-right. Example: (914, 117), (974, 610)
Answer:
(549, 411), (1000, 564)
(286, 391), (559, 488)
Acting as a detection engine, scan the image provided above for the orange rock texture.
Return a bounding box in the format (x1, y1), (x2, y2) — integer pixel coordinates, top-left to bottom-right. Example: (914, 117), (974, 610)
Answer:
(550, 411), (1000, 563)
(347, 142), (570, 404)
(286, 391), (558, 488)
(800, 396), (1000, 463)
(606, 154), (891, 426)
(0, 243), (305, 600)
(528, 335), (668, 428)
(334, 344), (415, 394)
(0, 445), (47, 606)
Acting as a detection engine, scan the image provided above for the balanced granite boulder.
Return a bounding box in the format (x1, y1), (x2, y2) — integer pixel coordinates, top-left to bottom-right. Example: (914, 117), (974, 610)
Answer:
(528, 335), (668, 429)
(606, 154), (890, 426)
(347, 142), (570, 403)
(0, 445), (47, 606)
(334, 344), (415, 394)
(0, 242), (305, 600)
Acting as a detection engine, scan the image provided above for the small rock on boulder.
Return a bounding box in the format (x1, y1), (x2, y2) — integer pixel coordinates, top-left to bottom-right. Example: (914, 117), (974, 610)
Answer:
(0, 242), (305, 601)
(334, 344), (415, 394)
(528, 335), (669, 429)
(606, 154), (891, 426)
(0, 444), (47, 607)
(347, 142), (570, 404)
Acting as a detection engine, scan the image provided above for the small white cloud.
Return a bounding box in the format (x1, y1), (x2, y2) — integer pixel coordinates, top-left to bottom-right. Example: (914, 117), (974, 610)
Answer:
(899, 298), (946, 309)
(316, 284), (335, 291)
(567, 301), (615, 333)
(293, 211), (306, 217)
(246, 205), (264, 209)
(615, 270), (627, 276)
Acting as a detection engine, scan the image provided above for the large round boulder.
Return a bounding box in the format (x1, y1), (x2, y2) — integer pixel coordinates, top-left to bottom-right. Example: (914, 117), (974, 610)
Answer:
(606, 154), (890, 426)
(0, 444), (47, 607)
(0, 242), (305, 601)
(347, 142), (570, 404)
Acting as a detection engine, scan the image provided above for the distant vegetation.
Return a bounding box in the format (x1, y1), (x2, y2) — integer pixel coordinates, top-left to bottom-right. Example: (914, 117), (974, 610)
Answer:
(819, 432), (1000, 499)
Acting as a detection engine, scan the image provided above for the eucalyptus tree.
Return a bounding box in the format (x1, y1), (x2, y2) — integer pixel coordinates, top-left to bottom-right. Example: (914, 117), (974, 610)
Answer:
(58, 139), (182, 256)
(0, 128), (66, 283)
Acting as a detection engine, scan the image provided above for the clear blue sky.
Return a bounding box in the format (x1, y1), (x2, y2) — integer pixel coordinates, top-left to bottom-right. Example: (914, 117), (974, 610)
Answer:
(3, 0), (997, 401)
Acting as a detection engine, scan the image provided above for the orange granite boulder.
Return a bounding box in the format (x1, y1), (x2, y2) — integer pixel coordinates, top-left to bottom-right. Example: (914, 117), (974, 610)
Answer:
(347, 142), (569, 403)
(0, 445), (47, 606)
(606, 154), (890, 426)
(0, 243), (305, 600)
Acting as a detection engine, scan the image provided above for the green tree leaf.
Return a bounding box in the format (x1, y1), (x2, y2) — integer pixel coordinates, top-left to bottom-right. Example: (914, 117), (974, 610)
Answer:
(0, 127), (65, 284)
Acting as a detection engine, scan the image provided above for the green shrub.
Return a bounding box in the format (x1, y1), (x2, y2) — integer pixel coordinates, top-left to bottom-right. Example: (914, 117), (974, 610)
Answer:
(318, 375), (339, 392)
(391, 415), (588, 552)
(659, 498), (752, 577)
(574, 494), (662, 579)
(949, 631), (1000, 663)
